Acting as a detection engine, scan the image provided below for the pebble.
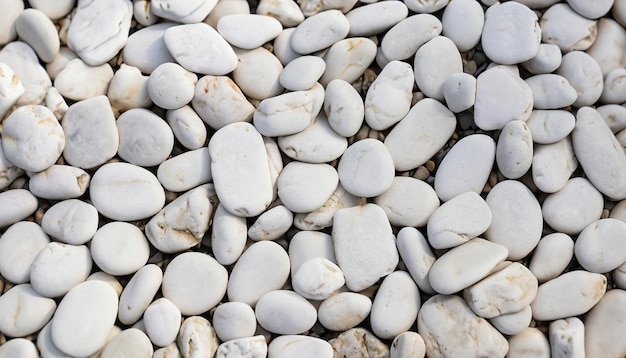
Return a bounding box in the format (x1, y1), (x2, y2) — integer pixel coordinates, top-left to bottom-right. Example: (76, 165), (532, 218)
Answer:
(549, 317), (585, 358)
(557, 51), (604, 107)
(0, 221), (49, 284)
(522, 43), (563, 74)
(254, 91), (315, 137)
(575, 218), (626, 273)
(572, 106), (626, 200)
(177, 316), (219, 358)
(526, 110), (576, 144)
(584, 289), (626, 357)
(414, 36), (462, 101)
(532, 138), (578, 193)
(338, 138), (395, 198)
(319, 37), (377, 86)
(346, 1), (407, 37)
(529, 233), (575, 283)
(55, 59), (115, 101)
(15, 8), (58, 63)
(269, 336), (332, 358)
(255, 290), (317, 334)
(37, 321), (69, 358)
(1, 105), (64, 173)
(157, 148), (212, 192)
(257, 0), (303, 27)
(288, 231), (336, 276)
(434, 134), (496, 202)
(118, 264), (163, 325)
(273, 28), (301, 66)
(143, 298), (182, 347)
(148, 63), (197, 110)
(162, 252), (228, 315)
(390, 332), (426, 358)
(381, 14), (442, 61)
(364, 60), (414, 130)
(587, 18), (626, 75)
(443, 72), (477, 113)
(234, 47), (284, 100)
(164, 23), (238, 76)
(370, 271), (420, 340)
(0, 142), (22, 191)
(540, 3), (597, 52)
(30, 242), (92, 298)
(600, 67), (626, 104)
(153, 343), (183, 358)
(292, 257), (344, 300)
(474, 66), (534, 130)
(525, 74), (578, 109)
(152, 0), (217, 23)
(218, 14), (282, 49)
(441, 0), (484, 52)
(542, 177), (604, 234)
(45, 87), (69, 121)
(0, 41), (50, 105)
(299, 0), (357, 16)
(91, 222), (149, 276)
(427, 191), (491, 249)
(569, 0), (613, 19)
(87, 271), (123, 297)
(507, 327), (551, 358)
(99, 328), (153, 358)
(117, 108), (174, 166)
(61, 96), (119, 169)
(293, 183), (360, 230)
(123, 22), (176, 74)
(28, 165), (89, 200)
(418, 295), (508, 357)
(496, 120), (533, 179)
(45, 47), (78, 81)
(41, 199), (98, 245)
(0, 338), (38, 358)
(485, 180), (543, 260)
(166, 106), (208, 149)
(212, 302), (257, 342)
(318, 292), (372, 331)
(489, 306), (533, 336)
(278, 114), (347, 163)
(374, 176), (440, 227)
(0, 0), (22, 45)
(290, 10), (349, 54)
(192, 75), (255, 130)
(531, 270), (607, 321)
(211, 204), (248, 266)
(227, 241), (291, 306)
(385, 98), (456, 171)
(0, 189), (37, 228)
(396, 227), (437, 294)
(278, 162), (337, 213)
(0, 62), (23, 119)
(133, 0), (159, 26)
(51, 281), (118, 357)
(279, 56), (326, 91)
(324, 79), (364, 137)
(329, 328), (389, 358)
(209, 122), (273, 217)
(0, 283), (56, 337)
(217, 336), (268, 358)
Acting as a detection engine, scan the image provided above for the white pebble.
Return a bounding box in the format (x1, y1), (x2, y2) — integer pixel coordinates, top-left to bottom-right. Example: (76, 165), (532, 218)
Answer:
(279, 56), (326, 91)
(177, 316), (219, 358)
(257, 0), (303, 27)
(0, 0), (23, 45)
(292, 257), (344, 300)
(268, 336), (333, 358)
(324, 79), (364, 137)
(549, 317), (585, 358)
(255, 290), (317, 334)
(15, 8), (59, 63)
(91, 222), (149, 276)
(532, 138), (577, 193)
(0, 189), (37, 228)
(364, 60), (413, 130)
(396, 227), (436, 294)
(148, 63), (197, 110)
(522, 43), (563, 74)
(496, 120), (533, 179)
(151, 0), (217, 23)
(211, 203), (248, 266)
(278, 114), (347, 163)
(542, 177), (604, 234)
(166, 106), (208, 149)
(338, 138), (395, 198)
(319, 37), (377, 86)
(234, 47), (284, 100)
(414, 36), (462, 101)
(117, 108), (174, 166)
(600, 67), (626, 104)
(329, 328), (389, 357)
(371, 271), (420, 340)
(123, 23), (176, 74)
(442, 0), (484, 52)
(489, 306), (533, 336)
(0, 221), (48, 284)
(586, 18), (626, 75)
(0, 62), (24, 122)
(118, 264), (163, 325)
(248, 205), (293, 241)
(288, 231), (336, 276)
(213, 302), (257, 342)
(157, 148), (211, 192)
(584, 289), (626, 357)
(374, 176), (440, 227)
(318, 292), (371, 331)
(41, 199), (96, 245)
(381, 14), (442, 61)
(443, 72), (477, 113)
(507, 327), (550, 358)
(291, 10), (349, 54)
(540, 3), (597, 52)
(87, 272), (123, 296)
(218, 14), (282, 50)
(293, 184), (360, 230)
(278, 162), (338, 213)
(575, 218), (626, 273)
(567, 0), (613, 19)
(346, 1), (408, 37)
(0, 283), (56, 337)
(100, 328), (153, 358)
(525, 74), (577, 109)
(55, 58), (113, 101)
(525, 110), (575, 144)
(30, 242), (92, 298)
(29, 165), (90, 200)
(0, 41), (50, 105)
(557, 51), (604, 107)
(254, 91), (315, 137)
(390, 332), (426, 358)
(192, 75), (255, 130)
(273, 28), (301, 66)
(529, 233), (575, 283)
(144, 298), (182, 347)
(217, 336), (268, 358)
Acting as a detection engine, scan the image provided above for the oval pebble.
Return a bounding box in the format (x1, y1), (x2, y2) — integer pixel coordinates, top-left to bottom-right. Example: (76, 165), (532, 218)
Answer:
(587, 18), (626, 75)
(234, 47), (284, 101)
(30, 242), (92, 298)
(157, 148), (211, 192)
(318, 292), (372, 331)
(41, 199), (97, 245)
(0, 221), (49, 284)
(0, 283), (56, 337)
(532, 138), (578, 193)
(211, 203), (248, 266)
(268, 335), (333, 358)
(0, 189), (37, 228)
(118, 264), (163, 325)
(144, 298), (182, 347)
(166, 106), (207, 149)
(123, 22), (176, 74)
(371, 271), (420, 340)
(557, 51), (604, 107)
(117, 108), (174, 166)
(489, 306), (533, 336)
(528, 233), (575, 283)
(390, 332), (426, 358)
(525, 74), (577, 109)
(100, 328), (153, 358)
(257, 0), (303, 27)
(526, 110), (575, 144)
(365, 60), (413, 130)
(213, 302), (257, 342)
(442, 0), (484, 52)
(54, 58), (114, 101)
(346, 1), (408, 37)
(277, 162), (338, 213)
(91, 222), (149, 276)
(291, 10), (349, 54)
(324, 79), (364, 137)
(396, 227), (436, 294)
(217, 336), (268, 358)
(414, 36), (462, 101)
(540, 4), (597, 52)
(381, 14), (441, 61)
(0, 338), (38, 358)
(496, 120), (533, 179)
(28, 165), (90, 200)
(278, 114), (348, 164)
(15, 8), (59, 63)
(177, 316), (219, 358)
(279, 56), (326, 91)
(319, 37), (377, 86)
(542, 177), (604, 234)
(148, 63), (197, 110)
(255, 290), (317, 334)
(584, 289), (626, 357)
(218, 14), (282, 50)
(575, 218), (626, 273)
(549, 317), (585, 358)
(374, 176), (440, 227)
(443, 72), (477, 113)
(522, 43), (563, 74)
(507, 327), (550, 358)
(288, 231), (336, 276)
(107, 64), (152, 114)
(338, 138), (395, 198)
(292, 257), (345, 300)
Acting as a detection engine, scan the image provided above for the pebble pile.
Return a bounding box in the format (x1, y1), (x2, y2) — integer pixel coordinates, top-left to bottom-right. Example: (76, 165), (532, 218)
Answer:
(1, 0), (626, 357)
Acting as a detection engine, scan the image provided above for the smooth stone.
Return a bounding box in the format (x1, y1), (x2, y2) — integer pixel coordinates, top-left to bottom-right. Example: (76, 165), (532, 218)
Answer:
(166, 106), (207, 149)
(30, 242), (91, 298)
(418, 295), (508, 358)
(218, 14), (282, 49)
(525, 74), (577, 109)
(144, 298), (181, 347)
(0, 222), (48, 284)
(529, 233), (575, 283)
(28, 165), (89, 200)
(329, 328), (389, 358)
(485, 180), (543, 260)
(338, 138), (394, 198)
(526, 110), (575, 144)
(0, 0), (23, 45)
(100, 328), (153, 358)
(293, 184), (360, 230)
(364, 60), (413, 130)
(557, 51), (604, 107)
(211, 203), (248, 266)
(385, 98), (456, 171)
(118, 264), (163, 325)
(162, 252), (228, 315)
(318, 292), (371, 331)
(62, 96), (118, 169)
(151, 0), (217, 23)
(133, 0), (159, 26)
(585, 289), (626, 357)
(346, 1), (407, 37)
(165, 23), (237, 76)
(0, 339), (38, 358)
(157, 148), (211, 192)
(374, 176), (439, 227)
(549, 317), (585, 358)
(212, 302), (257, 342)
(117, 108), (174, 166)
(288, 231), (336, 276)
(507, 328), (550, 358)
(273, 28), (301, 66)
(474, 66), (533, 130)
(496, 120), (533, 179)
(290, 10), (349, 54)
(0, 41), (50, 105)
(255, 290), (317, 334)
(540, 3), (597, 52)
(441, 0), (484, 52)
(575, 218), (626, 273)
(51, 281), (118, 357)
(278, 114), (347, 163)
(279, 56), (325, 91)
(233, 47), (284, 100)
(55, 58), (114, 101)
(531, 270), (607, 321)
(45, 87), (69, 121)
(601, 67), (626, 104)
(568, 0), (613, 18)
(41, 199), (97, 245)
(227, 241), (290, 306)
(572, 107), (626, 200)
(489, 306), (533, 336)
(403, 0), (448, 12)
(429, 238), (508, 294)
(209, 122), (273, 217)
(277, 162), (338, 213)
(532, 138), (577, 193)
(269, 336), (332, 358)
(153, 343), (181, 358)
(0, 139), (22, 191)
(253, 91), (315, 137)
(427, 192), (491, 250)
(1, 105), (64, 173)
(434, 134), (495, 201)
(292, 257), (344, 300)
(148, 63), (197, 110)
(298, 0), (356, 16)
(442, 72), (477, 113)
(257, 0), (303, 27)
(37, 321), (70, 358)
(177, 316), (219, 358)
(542, 177), (604, 234)
(248, 205), (293, 241)
(66, 0), (131, 66)
(414, 36), (462, 101)
(123, 22), (176, 74)
(319, 37), (377, 86)
(15, 8), (59, 63)
(390, 332), (426, 358)
(587, 18), (626, 75)
(0, 189), (37, 228)
(217, 336), (268, 358)
(332, 204), (399, 291)
(611, 200), (626, 223)
(0, 283), (56, 337)
(396, 227), (436, 294)
(192, 75), (254, 130)
(522, 43), (563, 74)
(370, 271), (420, 340)
(324, 79), (364, 137)
(87, 272), (123, 297)
(381, 14), (442, 61)
(91, 222), (149, 276)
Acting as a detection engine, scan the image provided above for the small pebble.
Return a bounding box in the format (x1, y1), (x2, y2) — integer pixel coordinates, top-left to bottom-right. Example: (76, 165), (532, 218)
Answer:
(166, 106), (208, 149)
(381, 14), (442, 61)
(318, 292), (372, 331)
(148, 63), (197, 110)
(234, 47), (284, 100)
(549, 317), (585, 358)
(525, 110), (575, 144)
(28, 165), (90, 200)
(374, 176), (440, 227)
(0, 338), (38, 358)
(319, 37), (377, 85)
(15, 8), (59, 63)
(268, 335), (333, 358)
(117, 108), (174, 166)
(0, 283), (56, 337)
(213, 302), (257, 342)
(542, 177), (604, 234)
(329, 328), (389, 358)
(0, 221), (49, 284)
(529, 233), (575, 283)
(496, 120), (534, 179)
(507, 327), (551, 358)
(91, 222), (150, 276)
(99, 328), (154, 358)
(144, 298), (182, 347)
(574, 218), (626, 273)
(177, 316), (219, 358)
(364, 60), (414, 131)
(396, 227), (436, 294)
(291, 10), (349, 55)
(541, 3), (597, 52)
(338, 138), (395, 198)
(292, 257), (345, 300)
(0, 189), (38, 228)
(218, 14), (282, 50)
(489, 306), (533, 336)
(217, 336), (268, 358)
(157, 148), (211, 192)
(370, 271), (420, 340)
(118, 264), (163, 325)
(211, 203), (248, 266)
(255, 290), (317, 334)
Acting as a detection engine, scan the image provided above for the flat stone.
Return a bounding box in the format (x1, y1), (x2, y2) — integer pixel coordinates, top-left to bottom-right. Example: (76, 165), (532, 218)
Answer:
(217, 336), (268, 358)
(374, 176), (440, 227)
(0, 221), (49, 284)
(542, 177), (604, 234)
(291, 10), (349, 54)
(489, 306), (533, 336)
(269, 336), (333, 358)
(584, 289), (626, 357)
(253, 91), (315, 137)
(525, 74), (577, 109)
(144, 298), (182, 348)
(318, 292), (372, 331)
(346, 1), (408, 37)
(278, 162), (338, 213)
(192, 75), (255, 130)
(279, 56), (326, 91)
(30, 242), (92, 298)
(575, 218), (626, 273)
(0, 189), (37, 228)
(213, 302), (257, 342)
(338, 138), (395, 198)
(157, 148), (212, 192)
(529, 233), (574, 283)
(118, 264), (163, 325)
(177, 316), (219, 358)
(0, 283), (56, 337)
(28, 165), (90, 200)
(91, 222), (149, 276)
(371, 271), (420, 339)
(381, 14), (442, 61)
(522, 43), (563, 74)
(255, 290), (317, 334)
(364, 60), (413, 130)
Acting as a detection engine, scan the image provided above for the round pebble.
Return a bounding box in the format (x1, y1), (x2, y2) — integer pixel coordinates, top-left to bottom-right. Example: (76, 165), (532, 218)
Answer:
(233, 47), (284, 101)
(91, 222), (150, 276)
(496, 120), (534, 179)
(318, 292), (372, 331)
(374, 176), (440, 227)
(370, 271), (420, 340)
(192, 75), (255, 130)
(0, 338), (38, 358)
(143, 298), (182, 347)
(525, 109), (575, 144)
(542, 177), (604, 234)
(528, 233), (575, 283)
(292, 257), (345, 300)
(117, 108), (175, 167)
(575, 218), (626, 273)
(414, 36), (462, 101)
(148, 63), (197, 110)
(41, 199), (98, 245)
(0, 221), (49, 284)
(30, 242), (92, 298)
(338, 138), (395, 198)
(213, 302), (257, 342)
(441, 0), (484, 52)
(255, 290), (317, 335)
(277, 162), (338, 213)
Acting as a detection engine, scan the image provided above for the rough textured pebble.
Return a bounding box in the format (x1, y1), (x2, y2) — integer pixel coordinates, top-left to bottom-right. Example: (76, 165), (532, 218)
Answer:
(268, 336), (332, 358)
(529, 233), (575, 283)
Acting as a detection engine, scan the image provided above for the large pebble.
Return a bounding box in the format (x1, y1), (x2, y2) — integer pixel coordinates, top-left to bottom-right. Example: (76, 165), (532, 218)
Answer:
(166, 106), (207, 150)
(324, 79), (364, 137)
(51, 281), (118, 357)
(364, 60), (413, 130)
(157, 148), (211, 192)
(575, 218), (626, 273)
(0, 140), (22, 191)
(218, 14), (282, 49)
(346, 1), (408, 37)
(151, 0), (217, 23)
(28, 165), (90, 200)
(0, 189), (37, 228)
(0, 0), (23, 45)
(414, 36), (462, 101)
(91, 222), (149, 276)
(549, 317), (585, 358)
(329, 328), (389, 358)
(15, 8), (59, 63)
(528, 233), (575, 283)
(532, 138), (577, 193)
(557, 51), (604, 107)
(269, 336), (332, 358)
(30, 242), (92, 298)
(381, 14), (442, 61)
(177, 316), (219, 358)
(540, 3), (597, 52)
(0, 41), (50, 105)
(0, 221), (48, 284)
(118, 264), (163, 325)
(496, 120), (533, 179)
(144, 298), (182, 347)
(507, 328), (551, 358)
(192, 75), (254, 130)
(318, 292), (372, 331)
(418, 295), (508, 358)
(338, 138), (395, 198)
(255, 290), (317, 334)
(117, 108), (174, 166)
(234, 47), (284, 100)
(148, 63), (197, 110)
(526, 110), (575, 144)
(291, 10), (349, 54)
(442, 0), (484, 52)
(122, 22), (176, 74)
(0, 284), (56, 337)
(600, 67), (626, 104)
(375, 176), (439, 227)
(212, 302), (257, 342)
(332, 204), (399, 291)
(217, 336), (268, 358)
(587, 18), (626, 75)
(531, 270), (607, 321)
(542, 177), (604, 234)
(370, 271), (420, 339)
(211, 203), (248, 266)
(584, 289), (626, 357)
(100, 328), (153, 358)
(397, 227), (436, 294)
(253, 91), (315, 137)
(319, 37), (377, 86)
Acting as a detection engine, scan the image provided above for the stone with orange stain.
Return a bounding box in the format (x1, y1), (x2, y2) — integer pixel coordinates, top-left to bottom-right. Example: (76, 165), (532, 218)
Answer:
(192, 75), (255, 130)
(549, 317), (585, 358)
(0, 62), (24, 119)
